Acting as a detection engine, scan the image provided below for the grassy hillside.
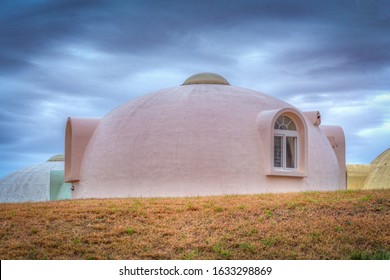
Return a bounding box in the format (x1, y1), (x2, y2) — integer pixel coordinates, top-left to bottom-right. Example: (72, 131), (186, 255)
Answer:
(0, 190), (389, 260)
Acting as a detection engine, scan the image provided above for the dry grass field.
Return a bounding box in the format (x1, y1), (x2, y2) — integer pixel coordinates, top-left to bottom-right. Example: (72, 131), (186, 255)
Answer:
(0, 190), (389, 260)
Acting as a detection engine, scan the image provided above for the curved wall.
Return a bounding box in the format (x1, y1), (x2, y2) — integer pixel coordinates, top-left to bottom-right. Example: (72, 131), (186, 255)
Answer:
(72, 84), (345, 198)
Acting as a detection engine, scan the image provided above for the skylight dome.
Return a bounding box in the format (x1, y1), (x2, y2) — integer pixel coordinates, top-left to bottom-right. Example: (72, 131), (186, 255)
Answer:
(182, 72), (230, 85)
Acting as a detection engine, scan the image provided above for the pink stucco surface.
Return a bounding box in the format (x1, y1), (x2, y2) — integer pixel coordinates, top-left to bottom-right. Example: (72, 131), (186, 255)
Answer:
(67, 81), (345, 198)
(65, 117), (100, 182)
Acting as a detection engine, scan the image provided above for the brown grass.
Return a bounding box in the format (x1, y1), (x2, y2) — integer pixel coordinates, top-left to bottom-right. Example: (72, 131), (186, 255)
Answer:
(0, 190), (389, 260)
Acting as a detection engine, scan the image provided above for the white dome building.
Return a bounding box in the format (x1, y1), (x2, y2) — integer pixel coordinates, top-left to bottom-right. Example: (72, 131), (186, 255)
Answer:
(0, 155), (71, 203)
(65, 73), (346, 198)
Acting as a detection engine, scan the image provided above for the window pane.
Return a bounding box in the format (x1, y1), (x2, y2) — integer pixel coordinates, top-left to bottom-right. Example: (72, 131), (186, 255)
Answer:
(274, 136), (283, 167)
(274, 115), (296, 131)
(287, 119), (296, 131)
(274, 116), (283, 129)
(286, 136), (296, 168)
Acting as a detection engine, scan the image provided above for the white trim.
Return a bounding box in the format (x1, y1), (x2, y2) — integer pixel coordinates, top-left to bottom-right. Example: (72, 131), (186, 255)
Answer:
(267, 169), (307, 177)
(256, 107), (308, 178)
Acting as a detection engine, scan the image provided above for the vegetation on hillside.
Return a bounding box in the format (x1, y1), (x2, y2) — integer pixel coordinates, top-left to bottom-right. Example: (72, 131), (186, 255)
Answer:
(0, 190), (389, 260)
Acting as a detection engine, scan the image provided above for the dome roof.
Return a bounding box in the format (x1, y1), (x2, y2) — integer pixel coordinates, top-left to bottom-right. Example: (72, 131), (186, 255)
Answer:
(182, 72), (230, 85)
(73, 77), (342, 198)
(0, 161), (65, 203)
(363, 148), (390, 190)
(370, 148), (390, 166)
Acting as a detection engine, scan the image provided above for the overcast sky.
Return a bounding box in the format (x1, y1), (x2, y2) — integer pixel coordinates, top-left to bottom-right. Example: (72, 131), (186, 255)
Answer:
(0, 0), (389, 178)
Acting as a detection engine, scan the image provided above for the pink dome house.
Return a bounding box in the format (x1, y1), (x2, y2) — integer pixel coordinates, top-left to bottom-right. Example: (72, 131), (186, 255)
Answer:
(65, 73), (346, 198)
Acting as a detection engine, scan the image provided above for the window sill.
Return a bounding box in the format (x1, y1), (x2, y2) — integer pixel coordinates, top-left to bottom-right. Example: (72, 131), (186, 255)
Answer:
(266, 169), (307, 178)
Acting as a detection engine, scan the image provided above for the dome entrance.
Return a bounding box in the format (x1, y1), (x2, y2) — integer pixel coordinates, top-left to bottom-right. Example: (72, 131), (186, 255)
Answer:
(182, 72), (230, 85)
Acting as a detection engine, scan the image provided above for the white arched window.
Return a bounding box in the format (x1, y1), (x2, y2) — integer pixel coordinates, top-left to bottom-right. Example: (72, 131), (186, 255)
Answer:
(274, 115), (298, 169)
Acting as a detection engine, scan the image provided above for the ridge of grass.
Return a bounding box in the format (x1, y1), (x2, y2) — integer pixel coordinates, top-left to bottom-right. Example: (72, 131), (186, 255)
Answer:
(0, 190), (389, 260)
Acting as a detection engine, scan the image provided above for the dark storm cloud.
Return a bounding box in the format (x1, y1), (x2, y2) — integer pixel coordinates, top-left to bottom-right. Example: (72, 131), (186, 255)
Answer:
(2, 0), (389, 73)
(0, 0), (389, 177)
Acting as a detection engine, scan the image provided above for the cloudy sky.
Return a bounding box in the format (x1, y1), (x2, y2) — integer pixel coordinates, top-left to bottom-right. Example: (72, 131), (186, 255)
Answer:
(0, 0), (389, 178)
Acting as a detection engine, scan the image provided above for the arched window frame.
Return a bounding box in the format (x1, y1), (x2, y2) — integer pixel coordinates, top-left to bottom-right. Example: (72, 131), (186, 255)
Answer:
(256, 108), (308, 177)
